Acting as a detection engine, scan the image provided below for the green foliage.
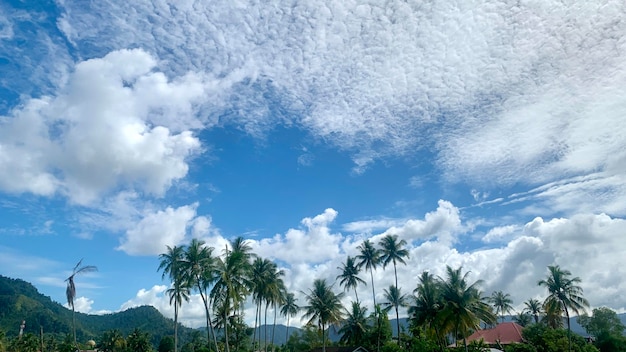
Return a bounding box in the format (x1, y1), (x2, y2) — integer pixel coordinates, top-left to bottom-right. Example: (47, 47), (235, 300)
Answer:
(98, 329), (127, 352)
(127, 328), (154, 352)
(0, 275), (197, 349)
(594, 331), (626, 352)
(504, 343), (537, 352)
(7, 333), (40, 352)
(578, 307), (626, 338)
(159, 336), (175, 352)
(522, 324), (599, 352)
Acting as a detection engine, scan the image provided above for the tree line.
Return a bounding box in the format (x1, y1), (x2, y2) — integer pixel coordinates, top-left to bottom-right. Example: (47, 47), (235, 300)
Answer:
(153, 235), (624, 352)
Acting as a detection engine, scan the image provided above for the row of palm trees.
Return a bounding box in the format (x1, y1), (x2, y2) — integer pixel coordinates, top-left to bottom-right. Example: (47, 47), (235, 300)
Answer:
(158, 237), (300, 352)
(158, 234), (588, 352)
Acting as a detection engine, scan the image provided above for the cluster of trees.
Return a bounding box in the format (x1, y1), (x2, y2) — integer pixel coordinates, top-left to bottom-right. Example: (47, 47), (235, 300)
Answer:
(155, 235), (623, 352)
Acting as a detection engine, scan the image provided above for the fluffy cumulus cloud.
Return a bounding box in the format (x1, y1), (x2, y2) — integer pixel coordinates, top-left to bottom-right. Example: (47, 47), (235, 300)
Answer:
(118, 203), (626, 328)
(254, 208), (343, 264)
(0, 49), (203, 204)
(117, 203), (200, 255)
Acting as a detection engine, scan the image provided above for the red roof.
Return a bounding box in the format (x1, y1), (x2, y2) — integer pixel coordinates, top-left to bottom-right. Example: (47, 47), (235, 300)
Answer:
(466, 322), (524, 345)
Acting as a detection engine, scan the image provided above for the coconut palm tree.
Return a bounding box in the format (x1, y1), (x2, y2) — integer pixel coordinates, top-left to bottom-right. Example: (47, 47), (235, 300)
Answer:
(513, 312), (532, 327)
(280, 292), (299, 344)
(212, 243), (252, 352)
(158, 247), (188, 352)
(251, 257), (273, 349)
(336, 256), (366, 303)
(409, 272), (444, 348)
(356, 240), (381, 352)
(489, 291), (514, 323)
(538, 265), (589, 352)
(542, 298), (564, 329)
(381, 285), (408, 341)
(183, 239), (219, 351)
(379, 234), (409, 294)
(302, 279), (345, 352)
(439, 266), (496, 352)
(65, 259), (98, 349)
(339, 301), (368, 346)
(523, 298), (542, 324)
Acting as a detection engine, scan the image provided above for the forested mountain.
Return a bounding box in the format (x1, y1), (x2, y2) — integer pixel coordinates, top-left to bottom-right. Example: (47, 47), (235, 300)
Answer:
(0, 275), (194, 346)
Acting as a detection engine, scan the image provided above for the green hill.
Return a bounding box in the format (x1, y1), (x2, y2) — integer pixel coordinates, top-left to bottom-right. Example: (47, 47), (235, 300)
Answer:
(0, 275), (194, 347)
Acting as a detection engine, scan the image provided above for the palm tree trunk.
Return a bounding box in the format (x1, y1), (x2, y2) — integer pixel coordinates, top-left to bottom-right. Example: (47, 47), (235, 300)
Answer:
(224, 298), (230, 352)
(369, 269), (380, 352)
(253, 299), (260, 351)
(72, 306), (77, 349)
(285, 315), (290, 346)
(200, 290), (219, 352)
(264, 302), (269, 352)
(174, 304), (179, 352)
(564, 305), (571, 352)
(393, 261), (400, 343)
(272, 304), (277, 351)
(354, 287), (359, 304)
(322, 324), (326, 352)
(210, 296), (220, 352)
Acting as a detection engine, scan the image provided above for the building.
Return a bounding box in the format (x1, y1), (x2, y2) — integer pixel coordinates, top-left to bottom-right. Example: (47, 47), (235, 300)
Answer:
(465, 322), (525, 347)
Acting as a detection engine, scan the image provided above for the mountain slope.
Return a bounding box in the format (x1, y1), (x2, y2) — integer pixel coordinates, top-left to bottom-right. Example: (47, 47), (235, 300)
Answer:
(0, 275), (193, 346)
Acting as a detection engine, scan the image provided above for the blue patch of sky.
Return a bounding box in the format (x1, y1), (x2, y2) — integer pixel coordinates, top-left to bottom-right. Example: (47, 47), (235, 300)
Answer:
(0, 0), (79, 114)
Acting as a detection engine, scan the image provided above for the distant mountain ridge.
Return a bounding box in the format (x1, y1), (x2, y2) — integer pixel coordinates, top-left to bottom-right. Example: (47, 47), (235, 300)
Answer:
(0, 275), (195, 346)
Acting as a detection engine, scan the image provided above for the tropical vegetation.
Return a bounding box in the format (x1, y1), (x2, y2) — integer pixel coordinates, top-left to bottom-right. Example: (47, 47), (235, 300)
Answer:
(1, 239), (624, 352)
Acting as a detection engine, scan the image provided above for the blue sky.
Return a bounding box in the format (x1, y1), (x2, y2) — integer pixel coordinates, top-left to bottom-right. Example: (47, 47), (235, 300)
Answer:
(1, 0), (626, 327)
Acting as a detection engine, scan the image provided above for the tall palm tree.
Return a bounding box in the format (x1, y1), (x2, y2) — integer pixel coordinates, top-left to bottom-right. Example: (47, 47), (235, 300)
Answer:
(268, 266), (285, 351)
(336, 256), (366, 303)
(211, 243), (252, 352)
(489, 291), (513, 323)
(302, 279), (345, 352)
(439, 266), (496, 352)
(409, 272), (444, 349)
(379, 235), (409, 293)
(158, 247), (188, 352)
(183, 239), (219, 351)
(523, 298), (542, 324)
(381, 285), (408, 342)
(65, 259), (98, 349)
(339, 301), (368, 346)
(538, 265), (589, 352)
(251, 257), (273, 349)
(356, 240), (381, 352)
(280, 292), (299, 344)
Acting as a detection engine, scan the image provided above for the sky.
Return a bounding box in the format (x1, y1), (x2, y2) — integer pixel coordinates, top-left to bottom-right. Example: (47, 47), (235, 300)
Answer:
(1, 0), (626, 329)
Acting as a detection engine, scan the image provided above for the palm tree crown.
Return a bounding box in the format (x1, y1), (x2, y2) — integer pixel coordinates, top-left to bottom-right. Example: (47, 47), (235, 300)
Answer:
(523, 298), (542, 324)
(337, 256), (366, 303)
(302, 279), (345, 352)
(538, 265), (589, 352)
(158, 246), (189, 352)
(489, 290), (514, 323)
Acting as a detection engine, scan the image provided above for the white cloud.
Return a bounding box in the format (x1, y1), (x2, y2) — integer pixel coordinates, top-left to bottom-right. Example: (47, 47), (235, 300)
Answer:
(0, 49), (203, 204)
(117, 203), (199, 256)
(376, 200), (463, 245)
(254, 208), (342, 264)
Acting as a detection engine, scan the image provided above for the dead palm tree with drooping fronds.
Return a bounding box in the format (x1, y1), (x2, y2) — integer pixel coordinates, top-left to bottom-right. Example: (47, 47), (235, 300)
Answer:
(65, 259), (98, 349)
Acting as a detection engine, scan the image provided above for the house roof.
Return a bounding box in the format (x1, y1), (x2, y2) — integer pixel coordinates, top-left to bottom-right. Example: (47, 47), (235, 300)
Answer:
(466, 322), (524, 345)
(309, 346), (369, 352)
